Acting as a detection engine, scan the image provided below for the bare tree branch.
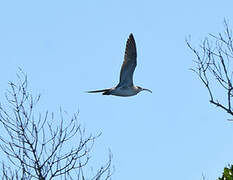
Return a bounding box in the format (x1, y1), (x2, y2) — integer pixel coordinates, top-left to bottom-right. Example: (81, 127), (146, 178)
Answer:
(186, 19), (233, 117)
(0, 71), (113, 179)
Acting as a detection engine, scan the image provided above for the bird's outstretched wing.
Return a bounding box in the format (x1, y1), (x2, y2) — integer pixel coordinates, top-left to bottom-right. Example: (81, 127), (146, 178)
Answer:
(117, 33), (137, 87)
(86, 88), (110, 93)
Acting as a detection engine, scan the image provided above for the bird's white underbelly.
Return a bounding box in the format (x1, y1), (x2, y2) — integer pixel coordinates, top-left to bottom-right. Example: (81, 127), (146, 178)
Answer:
(111, 87), (138, 97)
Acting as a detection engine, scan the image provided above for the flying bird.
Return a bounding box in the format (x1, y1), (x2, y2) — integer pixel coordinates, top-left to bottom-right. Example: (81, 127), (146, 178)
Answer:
(87, 33), (152, 97)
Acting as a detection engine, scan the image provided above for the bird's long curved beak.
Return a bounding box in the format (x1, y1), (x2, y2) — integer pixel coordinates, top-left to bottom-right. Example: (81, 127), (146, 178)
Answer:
(142, 88), (152, 93)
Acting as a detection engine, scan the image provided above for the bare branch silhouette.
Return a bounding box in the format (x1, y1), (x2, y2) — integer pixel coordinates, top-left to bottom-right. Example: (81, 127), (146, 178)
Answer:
(0, 71), (113, 180)
(186, 19), (233, 117)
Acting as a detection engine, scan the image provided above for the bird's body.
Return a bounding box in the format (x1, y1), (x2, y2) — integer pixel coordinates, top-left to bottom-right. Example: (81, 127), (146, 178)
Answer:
(87, 33), (152, 97)
(104, 86), (141, 97)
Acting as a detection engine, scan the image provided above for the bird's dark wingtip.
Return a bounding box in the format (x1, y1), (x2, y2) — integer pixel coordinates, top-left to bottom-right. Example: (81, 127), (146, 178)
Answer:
(129, 33), (134, 38)
(127, 33), (136, 46)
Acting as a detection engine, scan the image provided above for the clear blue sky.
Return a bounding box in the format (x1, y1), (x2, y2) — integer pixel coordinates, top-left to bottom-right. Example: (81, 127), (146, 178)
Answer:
(0, 0), (233, 179)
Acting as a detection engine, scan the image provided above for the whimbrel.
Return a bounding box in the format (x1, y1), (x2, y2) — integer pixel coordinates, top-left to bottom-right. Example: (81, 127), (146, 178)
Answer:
(87, 33), (152, 97)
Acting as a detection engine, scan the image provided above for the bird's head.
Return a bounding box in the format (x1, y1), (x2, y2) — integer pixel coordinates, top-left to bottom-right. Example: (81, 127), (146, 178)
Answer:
(136, 86), (152, 94)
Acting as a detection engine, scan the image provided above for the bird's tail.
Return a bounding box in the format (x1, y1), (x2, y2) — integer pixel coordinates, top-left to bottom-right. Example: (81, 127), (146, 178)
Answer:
(86, 88), (111, 95)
